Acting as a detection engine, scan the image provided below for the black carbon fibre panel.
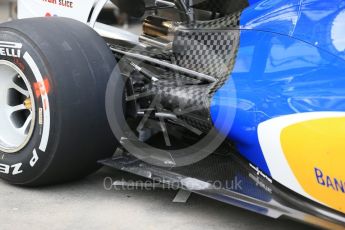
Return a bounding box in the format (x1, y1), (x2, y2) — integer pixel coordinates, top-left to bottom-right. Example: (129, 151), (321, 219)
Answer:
(192, 0), (249, 15)
(191, 12), (242, 29)
(150, 81), (209, 109)
(163, 14), (241, 130)
(112, 13), (242, 132)
(111, 44), (173, 62)
(147, 80), (212, 132)
(173, 29), (240, 80)
(153, 71), (202, 85)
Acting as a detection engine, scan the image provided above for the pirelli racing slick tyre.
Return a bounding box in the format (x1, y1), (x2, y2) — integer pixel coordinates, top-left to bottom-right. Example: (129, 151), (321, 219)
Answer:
(0, 18), (118, 186)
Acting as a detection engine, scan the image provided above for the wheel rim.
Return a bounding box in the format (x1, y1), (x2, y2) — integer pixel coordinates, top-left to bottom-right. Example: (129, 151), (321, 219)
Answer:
(0, 61), (36, 153)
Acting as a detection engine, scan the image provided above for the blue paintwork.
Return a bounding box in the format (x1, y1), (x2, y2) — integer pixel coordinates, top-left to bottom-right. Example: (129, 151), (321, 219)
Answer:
(211, 0), (345, 175)
(241, 0), (345, 60)
(247, 0), (263, 5)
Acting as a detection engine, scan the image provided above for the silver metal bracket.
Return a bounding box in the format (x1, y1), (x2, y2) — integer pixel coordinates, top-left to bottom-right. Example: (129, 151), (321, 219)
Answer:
(173, 189), (192, 203)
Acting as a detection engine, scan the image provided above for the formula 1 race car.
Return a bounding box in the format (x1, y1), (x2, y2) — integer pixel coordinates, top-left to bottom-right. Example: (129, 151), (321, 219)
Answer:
(0, 0), (344, 228)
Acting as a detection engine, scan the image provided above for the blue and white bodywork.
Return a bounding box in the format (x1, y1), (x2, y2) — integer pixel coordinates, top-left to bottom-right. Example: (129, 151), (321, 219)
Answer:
(211, 0), (345, 214)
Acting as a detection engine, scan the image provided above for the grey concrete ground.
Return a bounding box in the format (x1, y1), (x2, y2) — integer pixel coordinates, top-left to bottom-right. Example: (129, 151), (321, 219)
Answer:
(0, 167), (317, 230)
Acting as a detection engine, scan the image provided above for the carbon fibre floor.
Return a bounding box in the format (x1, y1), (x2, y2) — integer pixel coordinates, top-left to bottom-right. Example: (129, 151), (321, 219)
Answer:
(100, 146), (345, 229)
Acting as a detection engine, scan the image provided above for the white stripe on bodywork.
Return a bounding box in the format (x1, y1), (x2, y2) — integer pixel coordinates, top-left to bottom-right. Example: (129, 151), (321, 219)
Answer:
(23, 52), (50, 152)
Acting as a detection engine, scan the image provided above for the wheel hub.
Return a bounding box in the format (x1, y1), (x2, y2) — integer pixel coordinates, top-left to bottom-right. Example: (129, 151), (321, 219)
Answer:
(0, 61), (36, 153)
